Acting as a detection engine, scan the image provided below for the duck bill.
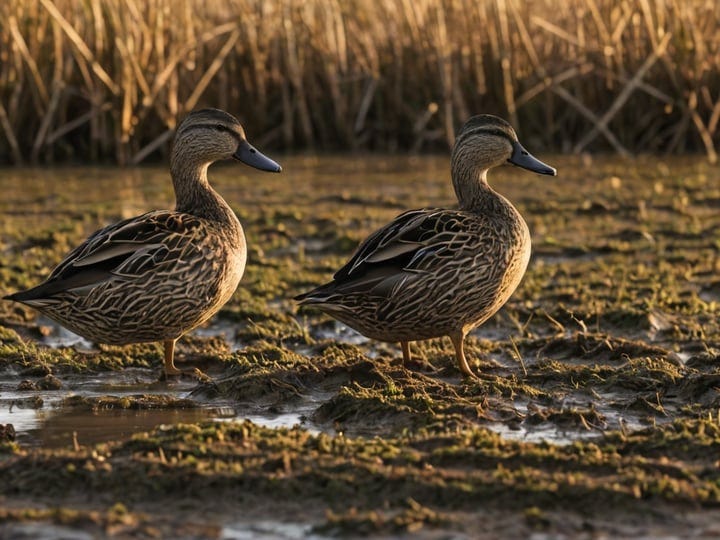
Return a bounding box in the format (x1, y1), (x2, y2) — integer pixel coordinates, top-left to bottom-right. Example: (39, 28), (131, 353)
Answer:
(233, 141), (282, 173)
(508, 141), (556, 176)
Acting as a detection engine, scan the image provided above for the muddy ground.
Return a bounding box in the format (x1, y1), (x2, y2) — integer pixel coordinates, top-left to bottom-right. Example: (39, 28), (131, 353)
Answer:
(0, 155), (719, 538)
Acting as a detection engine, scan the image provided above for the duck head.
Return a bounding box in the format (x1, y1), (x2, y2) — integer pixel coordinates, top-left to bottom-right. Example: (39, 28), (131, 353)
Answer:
(452, 114), (555, 177)
(172, 108), (281, 173)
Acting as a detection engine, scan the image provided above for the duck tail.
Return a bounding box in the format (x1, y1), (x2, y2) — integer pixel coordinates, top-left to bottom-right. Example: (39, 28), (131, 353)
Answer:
(294, 290), (325, 305)
(4, 285), (46, 303)
(3, 284), (61, 307)
(294, 282), (337, 305)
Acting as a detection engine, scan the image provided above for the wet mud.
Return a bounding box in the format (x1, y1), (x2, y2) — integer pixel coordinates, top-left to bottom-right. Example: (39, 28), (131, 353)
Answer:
(1, 155), (719, 538)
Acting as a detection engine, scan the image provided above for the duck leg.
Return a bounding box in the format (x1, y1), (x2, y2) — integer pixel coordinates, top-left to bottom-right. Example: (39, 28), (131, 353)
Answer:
(163, 339), (182, 376)
(400, 341), (411, 366)
(401, 341), (439, 373)
(449, 331), (477, 378)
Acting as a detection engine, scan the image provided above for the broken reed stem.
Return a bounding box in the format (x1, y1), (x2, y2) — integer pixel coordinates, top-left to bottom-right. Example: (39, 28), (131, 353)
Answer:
(0, 0), (718, 164)
(573, 31), (673, 155)
(45, 102), (113, 145)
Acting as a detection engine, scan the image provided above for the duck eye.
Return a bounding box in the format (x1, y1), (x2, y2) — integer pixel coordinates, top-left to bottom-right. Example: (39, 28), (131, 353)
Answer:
(215, 124), (226, 132)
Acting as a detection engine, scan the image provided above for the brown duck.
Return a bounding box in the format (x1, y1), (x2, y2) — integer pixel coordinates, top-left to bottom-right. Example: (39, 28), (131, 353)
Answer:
(5, 109), (281, 376)
(296, 115), (556, 378)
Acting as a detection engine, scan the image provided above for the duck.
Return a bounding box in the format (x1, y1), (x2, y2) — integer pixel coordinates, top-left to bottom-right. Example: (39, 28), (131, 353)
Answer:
(4, 108), (281, 377)
(296, 114), (556, 378)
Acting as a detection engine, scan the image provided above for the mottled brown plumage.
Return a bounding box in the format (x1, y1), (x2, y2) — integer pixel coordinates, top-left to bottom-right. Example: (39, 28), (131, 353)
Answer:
(4, 108), (281, 376)
(296, 115), (556, 378)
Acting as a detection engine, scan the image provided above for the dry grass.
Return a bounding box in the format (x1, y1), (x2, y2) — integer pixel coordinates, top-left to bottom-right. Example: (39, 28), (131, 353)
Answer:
(0, 0), (718, 164)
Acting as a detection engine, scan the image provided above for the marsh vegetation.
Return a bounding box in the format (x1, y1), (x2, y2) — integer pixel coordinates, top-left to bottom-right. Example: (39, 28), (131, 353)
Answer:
(1, 0), (719, 164)
(0, 156), (719, 537)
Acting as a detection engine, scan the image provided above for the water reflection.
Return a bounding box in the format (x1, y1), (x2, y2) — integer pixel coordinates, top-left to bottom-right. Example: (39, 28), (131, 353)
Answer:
(0, 362), (328, 448)
(1, 390), (324, 449)
(25, 407), (218, 448)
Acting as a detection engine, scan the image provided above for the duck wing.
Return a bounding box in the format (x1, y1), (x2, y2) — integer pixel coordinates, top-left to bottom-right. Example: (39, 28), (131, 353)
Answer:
(7, 211), (202, 305)
(298, 208), (475, 300)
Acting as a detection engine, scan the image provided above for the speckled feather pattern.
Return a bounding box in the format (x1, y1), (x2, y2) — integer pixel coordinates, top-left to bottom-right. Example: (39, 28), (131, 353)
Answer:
(19, 210), (246, 344)
(298, 201), (530, 342)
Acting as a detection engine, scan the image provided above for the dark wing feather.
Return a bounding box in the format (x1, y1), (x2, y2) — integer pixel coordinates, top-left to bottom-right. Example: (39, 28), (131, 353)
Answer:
(11, 211), (202, 303)
(334, 209), (434, 280)
(334, 208), (469, 280)
(296, 208), (472, 303)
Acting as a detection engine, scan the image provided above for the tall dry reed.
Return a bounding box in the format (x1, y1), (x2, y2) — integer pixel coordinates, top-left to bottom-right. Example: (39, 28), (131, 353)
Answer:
(0, 0), (718, 164)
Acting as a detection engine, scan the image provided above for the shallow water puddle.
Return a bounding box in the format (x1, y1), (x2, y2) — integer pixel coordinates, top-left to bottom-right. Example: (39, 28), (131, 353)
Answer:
(0, 369), (203, 447)
(0, 368), (323, 448)
(487, 421), (581, 446)
(27, 407), (221, 449)
(490, 404), (649, 446)
(0, 518), (328, 540)
(0, 523), (94, 540)
(221, 521), (328, 540)
(0, 319), (323, 446)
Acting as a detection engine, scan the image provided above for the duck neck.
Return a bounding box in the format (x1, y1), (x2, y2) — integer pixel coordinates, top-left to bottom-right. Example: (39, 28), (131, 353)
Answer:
(170, 151), (237, 225)
(451, 162), (497, 212)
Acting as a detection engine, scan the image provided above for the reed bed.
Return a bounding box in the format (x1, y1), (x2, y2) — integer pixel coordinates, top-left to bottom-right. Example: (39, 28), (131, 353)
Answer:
(0, 0), (718, 164)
